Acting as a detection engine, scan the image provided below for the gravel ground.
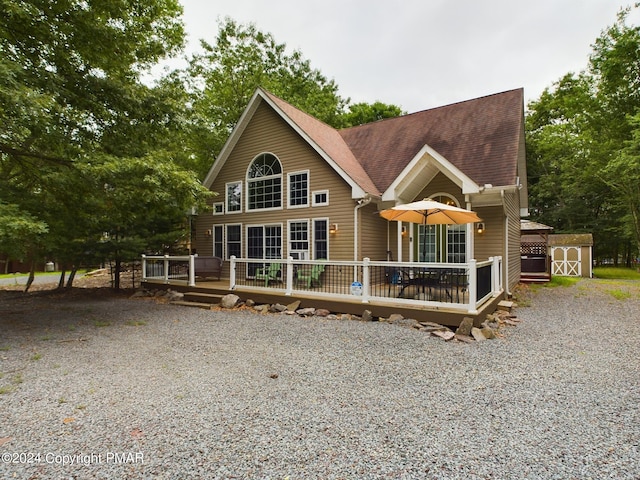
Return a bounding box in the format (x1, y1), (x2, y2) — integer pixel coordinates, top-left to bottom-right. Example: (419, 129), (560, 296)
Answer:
(0, 279), (638, 479)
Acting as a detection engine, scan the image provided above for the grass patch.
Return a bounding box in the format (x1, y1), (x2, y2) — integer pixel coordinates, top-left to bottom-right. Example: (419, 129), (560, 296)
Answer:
(31, 353), (42, 361)
(0, 346), (10, 351)
(593, 267), (640, 280)
(126, 319), (147, 326)
(0, 385), (15, 395)
(93, 320), (111, 327)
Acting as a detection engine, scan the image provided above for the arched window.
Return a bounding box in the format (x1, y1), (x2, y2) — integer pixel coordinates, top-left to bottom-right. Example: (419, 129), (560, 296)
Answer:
(417, 195), (466, 263)
(247, 153), (282, 210)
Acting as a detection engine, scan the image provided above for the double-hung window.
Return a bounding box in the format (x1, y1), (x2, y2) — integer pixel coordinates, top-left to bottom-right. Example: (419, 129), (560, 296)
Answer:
(288, 220), (309, 259)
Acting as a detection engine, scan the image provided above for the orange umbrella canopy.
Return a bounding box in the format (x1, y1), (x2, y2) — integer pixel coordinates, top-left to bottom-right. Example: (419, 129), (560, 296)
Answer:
(379, 198), (482, 225)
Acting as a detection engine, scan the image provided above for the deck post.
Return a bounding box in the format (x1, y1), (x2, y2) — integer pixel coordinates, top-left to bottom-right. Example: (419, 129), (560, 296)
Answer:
(285, 256), (293, 295)
(362, 257), (370, 303)
(188, 255), (196, 287)
(467, 259), (477, 313)
(229, 255), (236, 290)
(491, 256), (499, 295)
(163, 255), (170, 284)
(141, 255), (147, 282)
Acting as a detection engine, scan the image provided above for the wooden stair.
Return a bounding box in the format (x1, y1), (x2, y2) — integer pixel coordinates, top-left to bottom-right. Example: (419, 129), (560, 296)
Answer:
(170, 292), (225, 309)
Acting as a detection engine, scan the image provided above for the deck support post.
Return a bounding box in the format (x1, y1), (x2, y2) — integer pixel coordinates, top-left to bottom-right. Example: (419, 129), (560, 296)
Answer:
(285, 257), (294, 295)
(229, 255), (237, 290)
(467, 259), (477, 313)
(362, 257), (370, 303)
(188, 255), (196, 287)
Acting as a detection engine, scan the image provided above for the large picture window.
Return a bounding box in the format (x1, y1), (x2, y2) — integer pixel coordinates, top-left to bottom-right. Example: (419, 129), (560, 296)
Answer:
(247, 153), (282, 210)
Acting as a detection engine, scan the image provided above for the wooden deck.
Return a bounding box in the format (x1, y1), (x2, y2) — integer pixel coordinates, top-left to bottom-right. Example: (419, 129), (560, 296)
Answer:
(143, 278), (504, 328)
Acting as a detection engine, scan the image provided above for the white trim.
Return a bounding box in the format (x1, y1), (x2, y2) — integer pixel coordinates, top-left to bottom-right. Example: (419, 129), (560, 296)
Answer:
(287, 218), (310, 260)
(312, 189), (329, 207)
(287, 170), (310, 208)
(312, 217), (330, 260)
(225, 181), (242, 214)
(212, 202), (224, 215)
(382, 144), (480, 201)
(246, 153), (284, 212)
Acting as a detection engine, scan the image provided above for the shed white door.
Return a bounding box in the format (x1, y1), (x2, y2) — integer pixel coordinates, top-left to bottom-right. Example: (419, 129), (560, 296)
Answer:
(551, 246), (581, 276)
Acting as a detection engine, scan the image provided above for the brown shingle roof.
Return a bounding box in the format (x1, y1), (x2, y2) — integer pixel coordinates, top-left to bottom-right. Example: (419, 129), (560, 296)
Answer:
(262, 90), (381, 196)
(339, 89), (524, 193)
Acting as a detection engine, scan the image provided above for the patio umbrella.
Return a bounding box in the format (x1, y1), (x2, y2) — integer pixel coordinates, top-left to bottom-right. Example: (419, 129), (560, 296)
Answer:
(379, 198), (482, 260)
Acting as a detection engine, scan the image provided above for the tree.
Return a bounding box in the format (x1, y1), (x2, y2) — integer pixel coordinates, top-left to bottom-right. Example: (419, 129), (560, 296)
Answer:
(185, 18), (350, 178)
(336, 101), (405, 128)
(0, 0), (213, 288)
(526, 6), (640, 264)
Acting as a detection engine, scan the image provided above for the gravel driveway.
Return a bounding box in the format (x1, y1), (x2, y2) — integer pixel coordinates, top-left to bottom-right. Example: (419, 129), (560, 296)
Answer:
(1, 280), (639, 479)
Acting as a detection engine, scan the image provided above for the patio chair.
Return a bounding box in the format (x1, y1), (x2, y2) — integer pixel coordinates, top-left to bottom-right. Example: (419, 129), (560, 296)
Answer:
(255, 262), (281, 287)
(296, 263), (325, 288)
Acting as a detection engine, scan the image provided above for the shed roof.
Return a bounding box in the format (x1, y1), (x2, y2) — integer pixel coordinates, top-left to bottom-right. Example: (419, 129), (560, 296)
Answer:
(549, 234), (594, 246)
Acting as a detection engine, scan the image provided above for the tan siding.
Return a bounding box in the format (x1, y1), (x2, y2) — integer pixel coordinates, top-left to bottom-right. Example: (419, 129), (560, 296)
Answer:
(195, 101), (357, 262)
(415, 173), (465, 206)
(473, 206), (504, 261)
(503, 190), (522, 292)
(360, 203), (391, 261)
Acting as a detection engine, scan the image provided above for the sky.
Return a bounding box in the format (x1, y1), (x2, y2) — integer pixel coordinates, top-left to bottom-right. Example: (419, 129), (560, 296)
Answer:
(174, 0), (638, 113)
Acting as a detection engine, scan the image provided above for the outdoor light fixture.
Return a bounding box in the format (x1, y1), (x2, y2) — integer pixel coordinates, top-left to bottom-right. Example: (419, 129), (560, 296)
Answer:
(329, 223), (338, 234)
(476, 223), (485, 235)
(205, 229), (212, 237)
(401, 226), (407, 236)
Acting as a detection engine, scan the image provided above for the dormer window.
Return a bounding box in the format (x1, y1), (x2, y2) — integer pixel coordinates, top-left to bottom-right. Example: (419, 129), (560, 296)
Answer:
(247, 153), (282, 210)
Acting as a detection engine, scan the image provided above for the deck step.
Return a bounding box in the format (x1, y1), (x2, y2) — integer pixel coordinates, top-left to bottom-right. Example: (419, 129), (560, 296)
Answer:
(183, 292), (225, 304)
(170, 300), (213, 309)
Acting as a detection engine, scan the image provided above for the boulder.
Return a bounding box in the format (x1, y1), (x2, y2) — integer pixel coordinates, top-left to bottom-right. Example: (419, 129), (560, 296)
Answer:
(431, 330), (455, 341)
(286, 300), (301, 312)
(471, 327), (486, 342)
(220, 294), (240, 309)
(166, 289), (184, 302)
(481, 326), (496, 339)
(456, 317), (474, 336)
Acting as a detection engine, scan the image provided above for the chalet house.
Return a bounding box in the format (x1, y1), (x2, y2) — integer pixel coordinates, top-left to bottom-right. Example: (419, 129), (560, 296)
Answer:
(194, 87), (528, 297)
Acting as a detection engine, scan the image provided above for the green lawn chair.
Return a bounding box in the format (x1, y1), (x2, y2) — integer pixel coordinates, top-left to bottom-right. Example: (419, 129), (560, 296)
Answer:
(296, 263), (325, 288)
(254, 262), (281, 287)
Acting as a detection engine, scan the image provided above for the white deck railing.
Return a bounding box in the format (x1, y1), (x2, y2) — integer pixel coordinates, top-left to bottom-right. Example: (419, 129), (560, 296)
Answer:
(141, 254), (503, 314)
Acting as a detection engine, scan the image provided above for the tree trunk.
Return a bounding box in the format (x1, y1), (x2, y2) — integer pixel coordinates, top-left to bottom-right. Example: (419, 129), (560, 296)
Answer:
(114, 258), (121, 289)
(66, 267), (78, 288)
(24, 261), (35, 292)
(57, 271), (66, 290)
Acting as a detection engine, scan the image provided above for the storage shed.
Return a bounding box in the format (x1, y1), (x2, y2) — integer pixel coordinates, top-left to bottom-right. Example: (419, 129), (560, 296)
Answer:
(549, 234), (593, 278)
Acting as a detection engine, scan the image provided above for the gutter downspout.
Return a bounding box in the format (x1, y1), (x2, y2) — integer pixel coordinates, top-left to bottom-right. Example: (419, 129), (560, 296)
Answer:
(354, 195), (372, 262)
(501, 189), (511, 297)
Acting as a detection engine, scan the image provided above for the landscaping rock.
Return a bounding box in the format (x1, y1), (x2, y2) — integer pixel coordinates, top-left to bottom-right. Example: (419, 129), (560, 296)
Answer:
(386, 313), (404, 324)
(362, 310), (373, 322)
(456, 317), (474, 336)
(286, 300), (301, 312)
(481, 326), (496, 339)
(315, 308), (331, 317)
(166, 289), (184, 302)
(245, 299), (255, 307)
(471, 327), (487, 342)
(220, 294), (240, 309)
(296, 307), (316, 317)
(454, 334), (475, 344)
(269, 303), (287, 313)
(431, 330), (455, 341)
